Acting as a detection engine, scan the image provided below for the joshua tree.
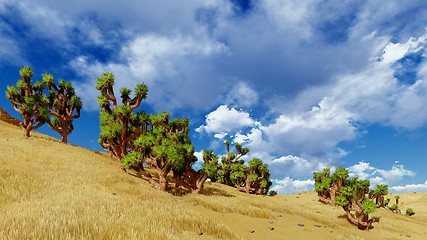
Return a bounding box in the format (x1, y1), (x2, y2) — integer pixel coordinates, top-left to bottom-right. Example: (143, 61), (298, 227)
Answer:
(173, 149), (219, 194)
(217, 141), (249, 186)
(121, 112), (194, 191)
(313, 168), (332, 204)
(313, 167), (349, 206)
(5, 66), (49, 137)
(234, 158), (272, 195)
(389, 195), (402, 213)
(369, 184), (389, 208)
(96, 72), (148, 160)
(335, 178), (380, 230)
(43, 73), (82, 143)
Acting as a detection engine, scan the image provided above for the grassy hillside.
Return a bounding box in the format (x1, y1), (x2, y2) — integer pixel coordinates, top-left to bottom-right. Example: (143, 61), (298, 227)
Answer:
(1, 119), (426, 240)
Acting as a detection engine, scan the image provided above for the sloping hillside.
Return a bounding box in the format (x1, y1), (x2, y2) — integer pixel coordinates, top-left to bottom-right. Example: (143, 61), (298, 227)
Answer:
(0, 119), (426, 239)
(0, 107), (20, 126)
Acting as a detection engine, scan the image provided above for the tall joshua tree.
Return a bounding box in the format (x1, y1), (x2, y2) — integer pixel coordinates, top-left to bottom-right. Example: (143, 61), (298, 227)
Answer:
(96, 72), (148, 160)
(122, 112), (194, 191)
(43, 73), (82, 143)
(5, 66), (49, 137)
(335, 178), (380, 230)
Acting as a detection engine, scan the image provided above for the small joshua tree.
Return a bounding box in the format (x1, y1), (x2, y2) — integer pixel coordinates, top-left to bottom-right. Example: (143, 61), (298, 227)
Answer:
(43, 73), (82, 143)
(5, 66), (49, 137)
(96, 72), (148, 160)
(335, 178), (380, 230)
(369, 184), (389, 208)
(121, 112), (194, 191)
(389, 195), (401, 213)
(395, 195), (400, 205)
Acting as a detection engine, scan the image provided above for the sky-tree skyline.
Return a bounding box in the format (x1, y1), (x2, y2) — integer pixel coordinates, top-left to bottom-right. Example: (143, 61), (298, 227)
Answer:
(1, 0), (427, 193)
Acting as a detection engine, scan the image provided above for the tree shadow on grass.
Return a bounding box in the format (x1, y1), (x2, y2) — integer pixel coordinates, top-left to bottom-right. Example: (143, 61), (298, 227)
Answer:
(200, 186), (235, 197)
(124, 170), (235, 197)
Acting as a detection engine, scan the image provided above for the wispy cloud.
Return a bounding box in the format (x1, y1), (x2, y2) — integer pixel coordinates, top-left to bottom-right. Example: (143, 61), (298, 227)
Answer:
(390, 180), (427, 193)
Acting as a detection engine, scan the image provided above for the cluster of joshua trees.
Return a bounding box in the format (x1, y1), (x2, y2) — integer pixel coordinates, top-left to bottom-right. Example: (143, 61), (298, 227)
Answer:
(5, 66), (82, 143)
(313, 168), (413, 230)
(5, 67), (272, 195)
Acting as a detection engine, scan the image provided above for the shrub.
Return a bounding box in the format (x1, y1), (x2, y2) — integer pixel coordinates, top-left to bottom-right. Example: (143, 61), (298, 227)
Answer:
(406, 208), (415, 216)
(269, 190), (278, 196)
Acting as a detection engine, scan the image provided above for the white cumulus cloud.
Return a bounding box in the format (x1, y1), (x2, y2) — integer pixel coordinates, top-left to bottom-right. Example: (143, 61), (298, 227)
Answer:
(390, 180), (427, 193)
(271, 177), (315, 194)
(196, 105), (258, 135)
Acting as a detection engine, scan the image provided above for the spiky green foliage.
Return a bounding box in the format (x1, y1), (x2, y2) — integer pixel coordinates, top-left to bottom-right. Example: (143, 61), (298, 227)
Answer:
(217, 141), (249, 186)
(122, 112), (195, 191)
(43, 73), (82, 143)
(313, 167), (348, 205)
(5, 66), (49, 137)
(209, 141), (271, 195)
(335, 177), (379, 230)
(172, 149), (219, 194)
(369, 184), (389, 208)
(235, 158), (272, 195)
(96, 72), (148, 160)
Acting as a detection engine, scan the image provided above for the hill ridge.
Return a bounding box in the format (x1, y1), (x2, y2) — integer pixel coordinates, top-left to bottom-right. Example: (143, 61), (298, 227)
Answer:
(0, 107), (20, 126)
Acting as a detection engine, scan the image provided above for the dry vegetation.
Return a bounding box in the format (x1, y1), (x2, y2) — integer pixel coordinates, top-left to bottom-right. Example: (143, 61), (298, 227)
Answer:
(1, 118), (426, 239)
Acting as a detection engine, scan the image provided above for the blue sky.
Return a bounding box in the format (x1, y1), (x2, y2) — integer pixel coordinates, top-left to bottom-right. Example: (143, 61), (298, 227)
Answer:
(1, 0), (427, 193)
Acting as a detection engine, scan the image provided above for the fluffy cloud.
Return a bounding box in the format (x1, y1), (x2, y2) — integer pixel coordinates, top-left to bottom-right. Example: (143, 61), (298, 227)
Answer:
(271, 177), (315, 194)
(269, 155), (329, 179)
(390, 180), (427, 193)
(348, 161), (415, 186)
(196, 105), (258, 137)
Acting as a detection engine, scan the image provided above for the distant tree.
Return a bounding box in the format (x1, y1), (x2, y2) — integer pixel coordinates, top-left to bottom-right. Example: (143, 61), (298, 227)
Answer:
(217, 141), (249, 186)
(389, 195), (401, 213)
(96, 72), (148, 160)
(369, 184), (389, 208)
(269, 190), (278, 196)
(235, 158), (272, 195)
(121, 112), (194, 191)
(43, 73), (82, 143)
(5, 66), (49, 137)
(335, 178), (380, 230)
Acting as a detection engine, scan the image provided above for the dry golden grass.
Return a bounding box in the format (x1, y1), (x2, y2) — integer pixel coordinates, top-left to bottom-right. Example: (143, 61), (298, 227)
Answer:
(1, 119), (426, 239)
